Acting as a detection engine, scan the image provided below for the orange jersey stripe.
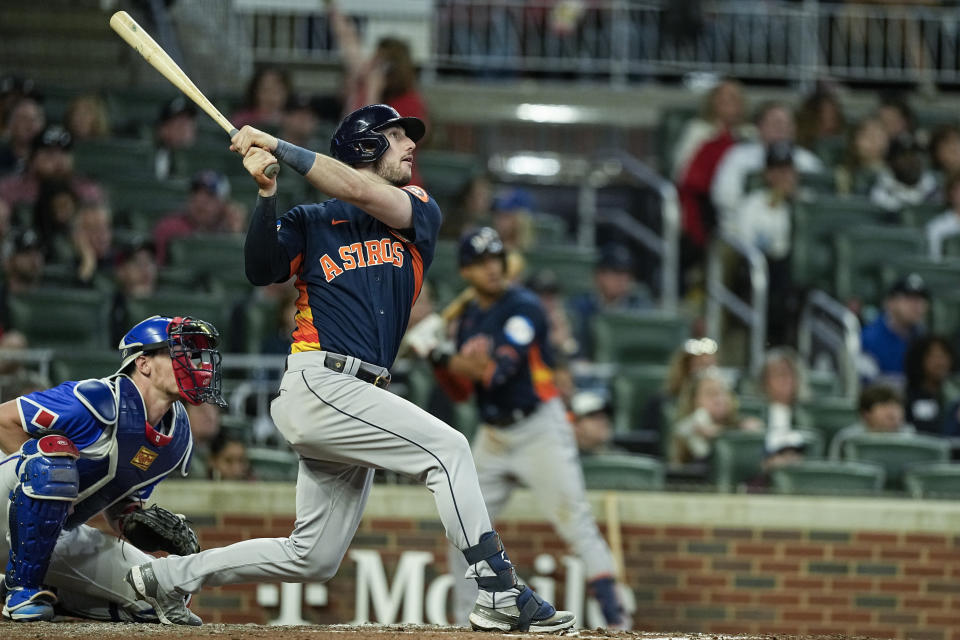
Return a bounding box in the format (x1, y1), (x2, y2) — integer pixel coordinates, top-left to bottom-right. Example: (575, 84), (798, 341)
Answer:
(291, 276), (322, 351)
(288, 252), (304, 280)
(528, 343), (559, 402)
(407, 243), (425, 311)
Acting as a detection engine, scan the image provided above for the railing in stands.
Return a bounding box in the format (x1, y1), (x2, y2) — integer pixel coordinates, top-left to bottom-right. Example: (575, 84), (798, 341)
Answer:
(797, 289), (862, 402)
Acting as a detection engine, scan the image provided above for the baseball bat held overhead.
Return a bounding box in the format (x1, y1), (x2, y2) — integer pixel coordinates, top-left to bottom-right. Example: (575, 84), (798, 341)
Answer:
(109, 11), (279, 178)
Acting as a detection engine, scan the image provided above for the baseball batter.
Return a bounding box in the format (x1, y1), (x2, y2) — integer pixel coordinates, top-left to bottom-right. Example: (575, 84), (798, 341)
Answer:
(125, 104), (575, 632)
(0, 315), (223, 623)
(430, 227), (628, 629)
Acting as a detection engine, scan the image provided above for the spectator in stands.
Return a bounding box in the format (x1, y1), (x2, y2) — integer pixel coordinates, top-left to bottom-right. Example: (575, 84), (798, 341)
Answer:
(153, 96), (197, 181)
(731, 141), (799, 345)
(829, 384), (915, 459)
(569, 390), (619, 457)
(671, 78), (747, 180)
(528, 269), (578, 359)
(670, 367), (761, 465)
(153, 169), (230, 264)
(64, 94), (110, 142)
(207, 431), (253, 481)
(876, 93), (915, 139)
(0, 125), (102, 209)
(491, 187), (534, 252)
(795, 88), (846, 165)
(757, 347), (812, 440)
(641, 337), (719, 442)
(860, 273), (930, 386)
(0, 229), (45, 330)
(710, 101), (823, 231)
(279, 93), (321, 149)
(568, 244), (652, 360)
(749, 429), (808, 492)
(222, 199), (250, 234)
(186, 402), (223, 480)
(0, 75), (39, 132)
(71, 202), (114, 286)
(232, 66), (292, 130)
(926, 172), (960, 261)
(869, 132), (939, 215)
(446, 171), (494, 240)
(109, 238), (158, 346)
(0, 330), (29, 376)
(0, 96), (45, 176)
(929, 125), (960, 180)
(835, 117), (889, 196)
(31, 179), (78, 263)
(903, 335), (959, 435)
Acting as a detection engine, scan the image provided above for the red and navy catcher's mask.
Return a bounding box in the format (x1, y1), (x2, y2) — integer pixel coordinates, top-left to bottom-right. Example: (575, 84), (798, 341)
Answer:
(118, 315), (227, 408)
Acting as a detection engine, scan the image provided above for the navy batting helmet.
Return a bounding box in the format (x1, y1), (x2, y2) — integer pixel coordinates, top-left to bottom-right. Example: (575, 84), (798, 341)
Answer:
(459, 227), (506, 268)
(329, 104), (425, 165)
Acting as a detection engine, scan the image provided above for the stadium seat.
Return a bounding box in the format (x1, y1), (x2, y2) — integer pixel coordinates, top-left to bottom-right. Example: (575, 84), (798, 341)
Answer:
(123, 290), (231, 347)
(801, 396), (859, 444)
(882, 257), (960, 296)
(166, 233), (251, 295)
(834, 225), (926, 302)
(524, 246), (598, 297)
(247, 446), (299, 482)
(50, 349), (121, 383)
(843, 432), (950, 490)
(107, 178), (189, 229)
(416, 150), (481, 206)
(241, 297), (282, 354)
(531, 214), (568, 246)
(931, 289), (960, 336)
(904, 462), (960, 499)
(74, 138), (156, 180)
(8, 287), (110, 349)
(711, 430), (766, 492)
(902, 203), (946, 229)
(610, 364), (669, 434)
(771, 460), (885, 496)
(581, 454), (665, 491)
(592, 310), (688, 365)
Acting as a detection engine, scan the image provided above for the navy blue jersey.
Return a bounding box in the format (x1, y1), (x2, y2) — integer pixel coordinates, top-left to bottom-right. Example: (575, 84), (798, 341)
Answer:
(456, 286), (560, 423)
(276, 185), (441, 368)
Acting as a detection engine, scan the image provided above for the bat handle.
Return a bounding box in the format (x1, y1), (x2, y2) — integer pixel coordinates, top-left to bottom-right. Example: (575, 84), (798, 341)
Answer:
(229, 128), (280, 179)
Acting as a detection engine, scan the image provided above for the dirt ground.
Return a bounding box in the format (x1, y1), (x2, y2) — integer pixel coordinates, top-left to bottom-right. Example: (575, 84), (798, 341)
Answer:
(0, 622), (869, 640)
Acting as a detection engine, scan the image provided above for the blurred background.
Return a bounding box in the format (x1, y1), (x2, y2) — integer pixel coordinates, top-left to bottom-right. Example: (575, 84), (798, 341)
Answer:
(2, 0), (960, 498)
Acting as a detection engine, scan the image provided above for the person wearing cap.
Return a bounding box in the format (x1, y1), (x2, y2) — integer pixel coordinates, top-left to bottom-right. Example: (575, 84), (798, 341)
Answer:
(860, 273), (930, 385)
(567, 243), (651, 360)
(569, 390), (620, 456)
(153, 96), (198, 181)
(869, 131), (939, 215)
(829, 384), (915, 460)
(0, 125), (103, 209)
(152, 169), (230, 264)
(0, 96), (45, 177)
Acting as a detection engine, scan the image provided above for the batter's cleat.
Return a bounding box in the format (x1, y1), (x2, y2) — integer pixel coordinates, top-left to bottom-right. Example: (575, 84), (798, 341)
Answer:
(125, 563), (201, 626)
(469, 585), (575, 633)
(2, 586), (57, 622)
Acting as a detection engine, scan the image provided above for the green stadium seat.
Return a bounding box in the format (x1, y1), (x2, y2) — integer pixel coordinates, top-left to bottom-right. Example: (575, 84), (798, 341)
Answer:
(247, 446), (299, 482)
(166, 233), (251, 295)
(944, 235), (960, 258)
(902, 203), (946, 229)
(807, 369), (841, 397)
(592, 310), (688, 365)
(904, 462), (960, 499)
(74, 138), (156, 180)
(123, 290), (231, 347)
(771, 460), (885, 496)
(531, 214), (568, 246)
(242, 297), (282, 354)
(581, 454), (665, 491)
(417, 150), (480, 204)
(800, 396), (858, 444)
(8, 287), (110, 349)
(932, 290), (960, 336)
(882, 257), (960, 297)
(796, 427), (826, 459)
(107, 178), (189, 229)
(711, 430), (766, 492)
(610, 364), (669, 434)
(524, 246), (597, 297)
(843, 432), (950, 490)
(50, 349), (120, 383)
(834, 225), (926, 302)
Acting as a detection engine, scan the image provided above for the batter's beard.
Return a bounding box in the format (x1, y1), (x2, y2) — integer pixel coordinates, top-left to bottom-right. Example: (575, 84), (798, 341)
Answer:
(373, 156), (411, 187)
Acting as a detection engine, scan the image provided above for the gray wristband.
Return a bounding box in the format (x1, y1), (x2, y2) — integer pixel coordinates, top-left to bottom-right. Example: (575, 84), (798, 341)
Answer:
(274, 139), (315, 176)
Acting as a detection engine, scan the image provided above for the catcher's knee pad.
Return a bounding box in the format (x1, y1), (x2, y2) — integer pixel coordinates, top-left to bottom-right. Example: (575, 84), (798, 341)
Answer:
(5, 435), (79, 590)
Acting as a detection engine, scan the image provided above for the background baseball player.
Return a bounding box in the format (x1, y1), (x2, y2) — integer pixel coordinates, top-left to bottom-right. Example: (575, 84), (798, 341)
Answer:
(428, 227), (629, 629)
(0, 315), (221, 623)
(125, 104), (575, 633)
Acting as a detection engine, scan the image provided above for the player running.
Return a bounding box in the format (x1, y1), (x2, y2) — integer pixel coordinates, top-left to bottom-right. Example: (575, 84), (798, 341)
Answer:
(125, 104), (575, 633)
(430, 227), (629, 629)
(0, 315), (222, 623)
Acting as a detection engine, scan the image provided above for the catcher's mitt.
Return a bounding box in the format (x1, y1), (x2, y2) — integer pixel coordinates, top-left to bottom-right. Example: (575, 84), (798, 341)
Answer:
(121, 505), (200, 556)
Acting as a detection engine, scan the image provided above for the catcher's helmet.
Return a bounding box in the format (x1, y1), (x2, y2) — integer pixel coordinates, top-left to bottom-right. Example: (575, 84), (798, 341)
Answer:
(329, 104), (425, 165)
(119, 315), (226, 407)
(458, 227), (506, 268)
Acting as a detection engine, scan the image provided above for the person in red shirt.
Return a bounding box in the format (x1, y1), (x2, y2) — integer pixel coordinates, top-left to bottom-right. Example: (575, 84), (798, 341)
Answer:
(152, 170), (230, 264)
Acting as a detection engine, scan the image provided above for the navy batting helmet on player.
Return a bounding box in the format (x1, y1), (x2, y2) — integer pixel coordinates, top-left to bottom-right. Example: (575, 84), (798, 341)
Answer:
(458, 227), (506, 268)
(119, 315), (227, 407)
(329, 104), (425, 165)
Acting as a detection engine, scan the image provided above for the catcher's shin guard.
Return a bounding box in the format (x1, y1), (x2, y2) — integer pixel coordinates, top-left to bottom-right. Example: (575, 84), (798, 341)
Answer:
(4, 435), (79, 620)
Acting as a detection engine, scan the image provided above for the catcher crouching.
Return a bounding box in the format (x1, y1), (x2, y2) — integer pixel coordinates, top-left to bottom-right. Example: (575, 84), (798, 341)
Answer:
(0, 315), (221, 624)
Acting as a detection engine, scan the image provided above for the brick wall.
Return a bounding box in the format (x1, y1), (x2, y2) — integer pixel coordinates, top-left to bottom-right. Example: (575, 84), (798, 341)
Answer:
(156, 483), (960, 637)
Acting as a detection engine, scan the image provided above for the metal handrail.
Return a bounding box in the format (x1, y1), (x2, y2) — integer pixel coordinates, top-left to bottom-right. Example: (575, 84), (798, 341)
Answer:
(797, 289), (861, 401)
(705, 233), (769, 374)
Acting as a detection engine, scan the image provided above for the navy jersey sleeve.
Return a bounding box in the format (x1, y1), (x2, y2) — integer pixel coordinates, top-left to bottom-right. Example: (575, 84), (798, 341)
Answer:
(16, 382), (107, 450)
(486, 302), (550, 390)
(400, 186), (442, 267)
(245, 196), (309, 285)
(276, 204), (308, 272)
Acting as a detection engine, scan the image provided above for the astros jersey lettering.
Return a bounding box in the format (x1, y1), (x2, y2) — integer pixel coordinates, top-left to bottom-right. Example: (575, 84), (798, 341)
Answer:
(276, 185), (441, 367)
(456, 286), (559, 423)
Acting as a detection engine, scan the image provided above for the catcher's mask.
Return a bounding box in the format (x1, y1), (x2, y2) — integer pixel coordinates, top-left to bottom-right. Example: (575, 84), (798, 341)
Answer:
(119, 315), (227, 408)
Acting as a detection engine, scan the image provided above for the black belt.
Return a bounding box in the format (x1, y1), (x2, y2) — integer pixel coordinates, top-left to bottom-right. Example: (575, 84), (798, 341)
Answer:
(486, 405), (538, 427)
(323, 353), (391, 388)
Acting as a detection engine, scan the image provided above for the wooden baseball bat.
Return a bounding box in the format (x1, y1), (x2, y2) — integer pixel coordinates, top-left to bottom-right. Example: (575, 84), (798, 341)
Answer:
(109, 11), (279, 178)
(604, 491), (626, 582)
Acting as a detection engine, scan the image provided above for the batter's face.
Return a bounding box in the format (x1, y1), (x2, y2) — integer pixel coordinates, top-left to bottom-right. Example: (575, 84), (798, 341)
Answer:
(372, 126), (415, 187)
(460, 254), (507, 297)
